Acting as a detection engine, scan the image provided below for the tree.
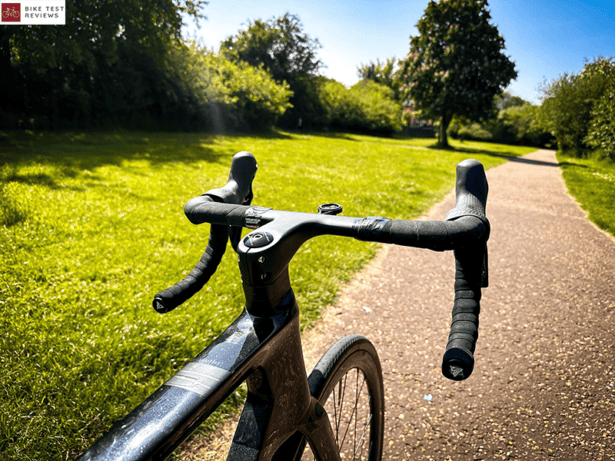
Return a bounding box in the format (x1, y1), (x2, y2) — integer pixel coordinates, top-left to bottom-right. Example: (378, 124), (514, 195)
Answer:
(2, 0), (207, 73)
(357, 58), (402, 100)
(536, 57), (614, 156)
(0, 0), (207, 128)
(200, 50), (292, 130)
(220, 13), (323, 127)
(349, 80), (403, 133)
(584, 59), (615, 159)
(496, 91), (527, 110)
(220, 13), (322, 83)
(397, 0), (517, 147)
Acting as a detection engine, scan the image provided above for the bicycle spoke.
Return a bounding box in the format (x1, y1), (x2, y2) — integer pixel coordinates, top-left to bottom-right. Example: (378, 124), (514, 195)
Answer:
(335, 371), (349, 443)
(354, 413), (372, 458)
(338, 369), (367, 452)
(353, 369), (359, 458)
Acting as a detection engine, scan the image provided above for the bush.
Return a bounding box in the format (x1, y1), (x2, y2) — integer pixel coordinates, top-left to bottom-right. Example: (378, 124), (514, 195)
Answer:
(313, 78), (402, 134)
(492, 104), (553, 147)
(0, 39), (292, 132)
(315, 78), (358, 129)
(457, 122), (493, 141)
(585, 72), (615, 160)
(447, 96), (553, 147)
(200, 51), (292, 131)
(537, 57), (614, 156)
(349, 81), (403, 134)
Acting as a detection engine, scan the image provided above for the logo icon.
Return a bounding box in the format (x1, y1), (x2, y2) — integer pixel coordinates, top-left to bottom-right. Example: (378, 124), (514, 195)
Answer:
(1, 3), (21, 22)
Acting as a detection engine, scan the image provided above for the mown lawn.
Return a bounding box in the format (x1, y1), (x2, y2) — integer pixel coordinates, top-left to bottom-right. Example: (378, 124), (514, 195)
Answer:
(0, 130), (535, 460)
(556, 152), (615, 238)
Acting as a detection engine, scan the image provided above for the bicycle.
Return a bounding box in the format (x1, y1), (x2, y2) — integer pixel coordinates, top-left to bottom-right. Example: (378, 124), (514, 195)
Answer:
(2, 7), (19, 19)
(78, 151), (490, 461)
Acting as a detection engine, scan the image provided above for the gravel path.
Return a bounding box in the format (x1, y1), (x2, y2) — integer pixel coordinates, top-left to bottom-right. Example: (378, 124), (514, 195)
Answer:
(302, 149), (615, 460)
(182, 149), (615, 460)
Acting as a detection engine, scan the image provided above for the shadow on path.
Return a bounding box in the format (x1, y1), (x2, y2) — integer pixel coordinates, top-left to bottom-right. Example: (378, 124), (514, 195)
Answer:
(486, 152), (589, 169)
(427, 145), (588, 169)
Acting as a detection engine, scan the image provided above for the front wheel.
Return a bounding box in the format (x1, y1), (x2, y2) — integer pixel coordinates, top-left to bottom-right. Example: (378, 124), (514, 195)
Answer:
(274, 335), (385, 460)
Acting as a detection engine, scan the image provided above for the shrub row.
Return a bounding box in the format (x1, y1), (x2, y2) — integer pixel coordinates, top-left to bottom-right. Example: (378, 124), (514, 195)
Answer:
(535, 57), (615, 159)
(0, 39), (403, 135)
(445, 91), (555, 148)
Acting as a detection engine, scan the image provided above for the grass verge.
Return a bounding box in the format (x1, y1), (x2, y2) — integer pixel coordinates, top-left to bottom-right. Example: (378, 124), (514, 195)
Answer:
(0, 130), (535, 459)
(556, 152), (615, 238)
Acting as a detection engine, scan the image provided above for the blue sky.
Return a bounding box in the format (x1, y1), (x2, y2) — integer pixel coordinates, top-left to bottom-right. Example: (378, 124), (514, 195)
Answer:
(184, 0), (615, 104)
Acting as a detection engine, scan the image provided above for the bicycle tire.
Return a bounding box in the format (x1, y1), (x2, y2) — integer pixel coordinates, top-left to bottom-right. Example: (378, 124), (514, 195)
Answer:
(274, 334), (384, 460)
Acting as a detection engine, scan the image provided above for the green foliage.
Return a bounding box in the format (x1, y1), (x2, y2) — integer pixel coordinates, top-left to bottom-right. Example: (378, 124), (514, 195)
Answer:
(397, 0), (517, 147)
(585, 69), (615, 159)
(0, 1), (208, 130)
(447, 92), (553, 147)
(0, 35), (291, 132)
(349, 81), (403, 133)
(496, 93), (526, 110)
(220, 13), (323, 128)
(457, 122), (493, 141)
(491, 103), (552, 146)
(312, 78), (354, 127)
(4, 0), (206, 71)
(314, 78), (402, 134)
(537, 57), (614, 156)
(357, 58), (402, 101)
(220, 13), (322, 83)
(0, 131), (533, 460)
(199, 50), (293, 131)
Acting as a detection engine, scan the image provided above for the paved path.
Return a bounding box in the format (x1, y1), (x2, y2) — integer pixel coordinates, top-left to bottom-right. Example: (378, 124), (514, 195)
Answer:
(302, 149), (615, 460)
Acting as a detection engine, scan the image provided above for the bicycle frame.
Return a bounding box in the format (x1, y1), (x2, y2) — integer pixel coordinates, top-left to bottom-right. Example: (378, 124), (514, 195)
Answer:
(79, 268), (341, 461)
(81, 152), (489, 460)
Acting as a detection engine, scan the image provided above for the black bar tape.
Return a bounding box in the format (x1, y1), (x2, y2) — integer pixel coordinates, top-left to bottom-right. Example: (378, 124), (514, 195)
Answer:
(153, 224), (228, 313)
(442, 245), (483, 380)
(184, 200), (247, 226)
(226, 206), (249, 228)
(384, 217), (486, 251)
(389, 220), (452, 251)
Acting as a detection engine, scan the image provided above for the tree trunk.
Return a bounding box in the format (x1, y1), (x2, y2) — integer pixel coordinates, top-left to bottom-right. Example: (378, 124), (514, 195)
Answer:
(438, 112), (453, 148)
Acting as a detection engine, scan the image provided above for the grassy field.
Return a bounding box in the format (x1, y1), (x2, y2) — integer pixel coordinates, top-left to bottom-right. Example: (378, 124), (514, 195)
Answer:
(556, 152), (615, 238)
(0, 130), (535, 459)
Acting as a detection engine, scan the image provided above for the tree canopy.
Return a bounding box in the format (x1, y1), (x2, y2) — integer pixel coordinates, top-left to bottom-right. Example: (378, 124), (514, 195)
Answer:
(1, 0), (207, 73)
(220, 13), (322, 83)
(220, 13), (324, 127)
(585, 62), (615, 159)
(537, 56), (614, 157)
(0, 0), (208, 129)
(397, 0), (517, 147)
(357, 58), (402, 100)
(1, 5), (405, 135)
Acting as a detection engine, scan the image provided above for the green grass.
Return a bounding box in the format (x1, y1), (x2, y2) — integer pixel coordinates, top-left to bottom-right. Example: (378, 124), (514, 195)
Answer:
(556, 152), (615, 238)
(0, 130), (536, 460)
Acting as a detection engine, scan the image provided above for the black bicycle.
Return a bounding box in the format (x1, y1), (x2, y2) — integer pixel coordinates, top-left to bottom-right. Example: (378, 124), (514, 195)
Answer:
(78, 151), (489, 461)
